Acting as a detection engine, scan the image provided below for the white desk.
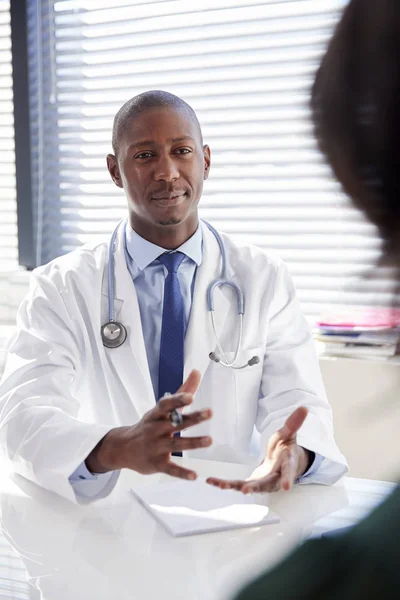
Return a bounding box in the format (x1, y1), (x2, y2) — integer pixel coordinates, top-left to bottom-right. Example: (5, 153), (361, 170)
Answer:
(0, 458), (395, 600)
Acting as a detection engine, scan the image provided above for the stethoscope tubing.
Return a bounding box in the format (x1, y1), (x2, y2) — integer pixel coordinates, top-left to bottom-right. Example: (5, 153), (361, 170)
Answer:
(101, 219), (258, 369)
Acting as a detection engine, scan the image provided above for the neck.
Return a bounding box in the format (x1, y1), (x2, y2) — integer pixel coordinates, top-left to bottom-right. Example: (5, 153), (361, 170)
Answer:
(129, 212), (199, 249)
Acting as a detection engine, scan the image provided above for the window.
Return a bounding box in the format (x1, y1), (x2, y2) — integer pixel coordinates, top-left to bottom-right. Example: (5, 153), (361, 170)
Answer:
(0, 0), (20, 331)
(26, 0), (390, 322)
(0, 0), (17, 275)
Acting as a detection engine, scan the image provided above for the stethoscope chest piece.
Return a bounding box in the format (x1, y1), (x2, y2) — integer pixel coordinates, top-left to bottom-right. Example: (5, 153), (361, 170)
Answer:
(101, 321), (127, 349)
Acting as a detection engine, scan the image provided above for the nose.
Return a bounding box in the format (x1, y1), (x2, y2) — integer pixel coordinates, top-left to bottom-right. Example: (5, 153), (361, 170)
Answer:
(154, 155), (179, 182)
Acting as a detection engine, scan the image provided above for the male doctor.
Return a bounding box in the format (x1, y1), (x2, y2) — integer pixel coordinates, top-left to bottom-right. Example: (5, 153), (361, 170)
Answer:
(0, 91), (347, 503)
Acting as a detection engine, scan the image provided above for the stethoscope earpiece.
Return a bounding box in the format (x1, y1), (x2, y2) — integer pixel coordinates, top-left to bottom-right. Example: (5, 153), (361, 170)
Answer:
(247, 356), (260, 366)
(209, 351), (260, 370)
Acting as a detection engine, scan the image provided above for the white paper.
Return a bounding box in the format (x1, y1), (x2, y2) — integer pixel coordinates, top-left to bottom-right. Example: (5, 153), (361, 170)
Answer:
(130, 478), (280, 537)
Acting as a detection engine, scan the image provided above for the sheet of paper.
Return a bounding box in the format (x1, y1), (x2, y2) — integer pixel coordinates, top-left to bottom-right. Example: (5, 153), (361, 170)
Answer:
(130, 478), (280, 537)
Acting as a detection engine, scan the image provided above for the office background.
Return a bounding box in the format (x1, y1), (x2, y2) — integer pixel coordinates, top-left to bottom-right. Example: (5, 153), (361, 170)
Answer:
(1, 0), (400, 483)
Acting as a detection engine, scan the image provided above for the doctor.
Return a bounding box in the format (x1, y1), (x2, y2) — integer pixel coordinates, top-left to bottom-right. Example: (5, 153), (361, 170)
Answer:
(0, 91), (347, 503)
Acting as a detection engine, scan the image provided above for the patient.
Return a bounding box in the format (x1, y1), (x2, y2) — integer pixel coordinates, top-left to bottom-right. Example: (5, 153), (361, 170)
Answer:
(235, 0), (400, 598)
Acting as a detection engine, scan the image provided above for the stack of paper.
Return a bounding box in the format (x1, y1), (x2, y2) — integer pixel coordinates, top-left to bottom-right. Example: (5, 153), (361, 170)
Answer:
(130, 479), (280, 537)
(314, 307), (400, 359)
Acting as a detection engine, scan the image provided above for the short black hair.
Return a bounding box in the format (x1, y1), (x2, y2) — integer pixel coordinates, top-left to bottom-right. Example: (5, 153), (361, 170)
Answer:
(112, 90), (203, 155)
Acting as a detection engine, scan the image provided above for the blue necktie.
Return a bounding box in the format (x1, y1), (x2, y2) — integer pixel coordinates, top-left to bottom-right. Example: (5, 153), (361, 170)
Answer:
(158, 252), (186, 455)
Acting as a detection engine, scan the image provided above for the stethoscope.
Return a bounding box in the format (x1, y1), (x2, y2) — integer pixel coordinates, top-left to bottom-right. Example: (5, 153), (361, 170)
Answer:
(101, 219), (260, 370)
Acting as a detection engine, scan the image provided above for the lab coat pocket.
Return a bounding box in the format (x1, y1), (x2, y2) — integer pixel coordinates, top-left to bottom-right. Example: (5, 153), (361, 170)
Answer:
(230, 346), (264, 442)
(209, 347), (263, 443)
(194, 346), (263, 448)
(203, 355), (237, 444)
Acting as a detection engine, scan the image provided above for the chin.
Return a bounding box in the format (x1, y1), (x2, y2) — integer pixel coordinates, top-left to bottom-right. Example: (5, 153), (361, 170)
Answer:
(155, 209), (188, 227)
(157, 218), (182, 226)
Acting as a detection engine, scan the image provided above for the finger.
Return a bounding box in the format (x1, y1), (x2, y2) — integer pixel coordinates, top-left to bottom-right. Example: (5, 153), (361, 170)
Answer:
(278, 406), (308, 442)
(157, 409), (213, 435)
(206, 477), (246, 491)
(150, 370), (201, 421)
(162, 462), (197, 481)
(280, 452), (297, 492)
(161, 435), (212, 454)
(178, 408), (213, 431)
(241, 472), (281, 494)
(266, 432), (280, 460)
(153, 393), (193, 418)
(177, 369), (201, 396)
(246, 459), (275, 481)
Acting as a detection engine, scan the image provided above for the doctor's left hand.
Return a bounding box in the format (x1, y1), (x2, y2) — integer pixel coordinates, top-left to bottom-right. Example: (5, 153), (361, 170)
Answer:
(206, 406), (313, 494)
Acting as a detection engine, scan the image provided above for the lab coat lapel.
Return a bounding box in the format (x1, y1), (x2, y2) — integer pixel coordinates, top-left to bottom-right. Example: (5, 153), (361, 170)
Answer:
(102, 225), (155, 416)
(184, 222), (231, 383)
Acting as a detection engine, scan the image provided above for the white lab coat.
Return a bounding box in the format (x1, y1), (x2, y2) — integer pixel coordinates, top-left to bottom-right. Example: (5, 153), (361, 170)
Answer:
(0, 222), (347, 503)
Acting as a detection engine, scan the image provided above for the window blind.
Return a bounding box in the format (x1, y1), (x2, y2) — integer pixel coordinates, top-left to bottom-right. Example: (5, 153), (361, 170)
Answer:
(28, 0), (391, 323)
(0, 537), (31, 600)
(0, 0), (20, 331)
(0, 0), (17, 274)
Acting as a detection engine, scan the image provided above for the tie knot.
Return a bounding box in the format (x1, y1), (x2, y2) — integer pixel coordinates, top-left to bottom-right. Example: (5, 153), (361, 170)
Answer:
(158, 251), (185, 273)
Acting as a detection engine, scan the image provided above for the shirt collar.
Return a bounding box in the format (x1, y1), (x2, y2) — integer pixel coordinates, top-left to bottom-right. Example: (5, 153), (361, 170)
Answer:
(125, 221), (203, 271)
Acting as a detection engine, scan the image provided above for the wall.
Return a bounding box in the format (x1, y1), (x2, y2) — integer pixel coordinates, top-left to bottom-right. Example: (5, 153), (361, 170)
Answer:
(1, 271), (400, 483)
(320, 356), (400, 483)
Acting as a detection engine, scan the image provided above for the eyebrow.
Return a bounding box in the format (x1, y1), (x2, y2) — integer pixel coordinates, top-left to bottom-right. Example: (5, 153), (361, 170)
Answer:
(128, 136), (195, 150)
(170, 136), (195, 143)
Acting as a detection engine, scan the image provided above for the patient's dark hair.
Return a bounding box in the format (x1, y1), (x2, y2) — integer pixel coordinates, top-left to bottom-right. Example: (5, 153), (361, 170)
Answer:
(311, 0), (400, 265)
(112, 90), (203, 156)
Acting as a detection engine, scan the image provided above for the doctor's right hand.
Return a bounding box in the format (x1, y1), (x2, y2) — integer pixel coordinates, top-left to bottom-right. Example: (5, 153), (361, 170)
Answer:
(85, 370), (213, 480)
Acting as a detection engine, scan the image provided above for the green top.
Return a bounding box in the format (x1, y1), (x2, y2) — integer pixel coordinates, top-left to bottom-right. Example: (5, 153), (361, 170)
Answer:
(235, 486), (400, 600)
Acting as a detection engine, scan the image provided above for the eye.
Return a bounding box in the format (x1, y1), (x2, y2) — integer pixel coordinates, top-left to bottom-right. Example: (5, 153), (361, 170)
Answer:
(135, 152), (153, 159)
(174, 148), (192, 155)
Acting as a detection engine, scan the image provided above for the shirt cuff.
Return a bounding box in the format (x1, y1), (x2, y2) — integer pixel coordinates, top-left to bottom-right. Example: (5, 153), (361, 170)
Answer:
(296, 452), (324, 483)
(69, 460), (101, 482)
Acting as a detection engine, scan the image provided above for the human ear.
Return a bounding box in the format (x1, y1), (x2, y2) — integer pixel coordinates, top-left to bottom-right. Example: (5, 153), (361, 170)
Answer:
(106, 154), (123, 188)
(203, 145), (211, 180)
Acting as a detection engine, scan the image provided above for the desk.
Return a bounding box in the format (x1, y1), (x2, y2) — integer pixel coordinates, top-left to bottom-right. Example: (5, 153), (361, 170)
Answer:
(0, 458), (395, 600)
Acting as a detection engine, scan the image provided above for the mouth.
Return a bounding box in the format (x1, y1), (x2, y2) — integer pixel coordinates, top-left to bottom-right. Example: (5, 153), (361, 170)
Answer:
(151, 192), (187, 207)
